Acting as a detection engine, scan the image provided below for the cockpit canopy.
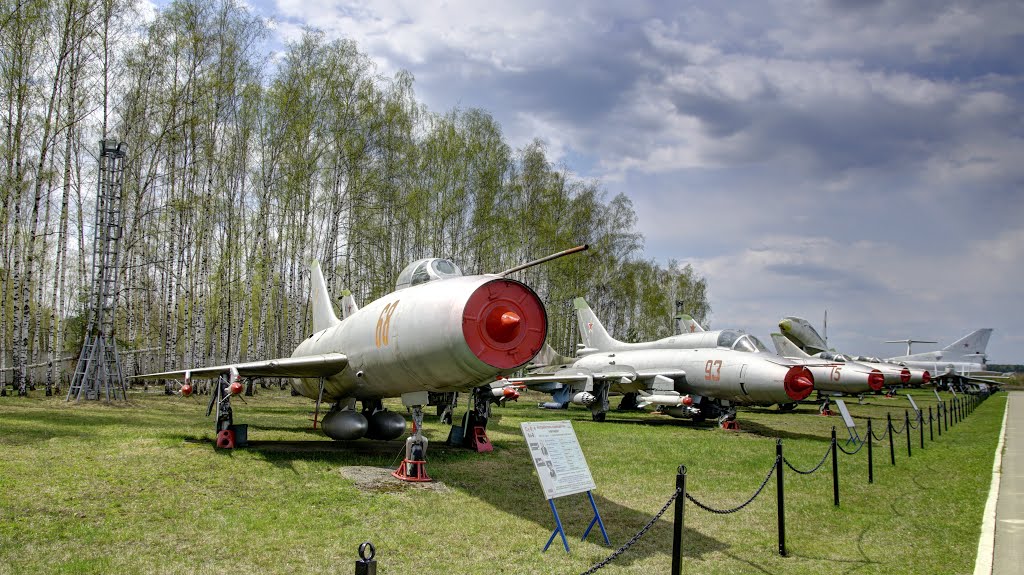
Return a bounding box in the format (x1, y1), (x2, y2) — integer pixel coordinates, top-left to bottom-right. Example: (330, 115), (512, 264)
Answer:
(816, 351), (851, 362)
(395, 258), (464, 291)
(717, 330), (769, 353)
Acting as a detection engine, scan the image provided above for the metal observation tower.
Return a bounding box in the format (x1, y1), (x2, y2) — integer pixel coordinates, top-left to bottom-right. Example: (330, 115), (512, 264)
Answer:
(68, 139), (128, 401)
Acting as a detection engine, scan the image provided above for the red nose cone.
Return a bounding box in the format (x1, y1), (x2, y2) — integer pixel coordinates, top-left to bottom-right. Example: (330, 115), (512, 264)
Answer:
(503, 387), (521, 400)
(463, 279), (547, 370)
(922, 371), (931, 384)
(867, 370), (885, 391)
(900, 368), (911, 384)
(784, 366), (814, 401)
(228, 382), (244, 395)
(180, 383), (193, 397)
(486, 310), (522, 343)
(682, 395), (694, 406)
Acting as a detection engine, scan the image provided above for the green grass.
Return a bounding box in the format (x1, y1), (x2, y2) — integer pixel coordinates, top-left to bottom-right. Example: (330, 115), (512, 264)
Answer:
(0, 388), (1003, 574)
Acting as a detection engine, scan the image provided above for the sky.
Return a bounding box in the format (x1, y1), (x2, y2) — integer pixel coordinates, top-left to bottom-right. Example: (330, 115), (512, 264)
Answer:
(181, 0), (1024, 362)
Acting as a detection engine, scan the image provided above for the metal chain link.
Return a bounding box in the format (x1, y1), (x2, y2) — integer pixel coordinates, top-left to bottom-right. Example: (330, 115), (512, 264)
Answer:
(784, 446), (832, 475)
(892, 419), (907, 435)
(837, 440), (865, 455)
(579, 488), (681, 575)
(870, 426), (888, 442)
(685, 456), (778, 514)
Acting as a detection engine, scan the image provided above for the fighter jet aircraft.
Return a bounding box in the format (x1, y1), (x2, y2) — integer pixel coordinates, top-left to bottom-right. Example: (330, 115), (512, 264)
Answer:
(884, 329), (1004, 392)
(770, 334), (885, 395)
(778, 317), (923, 387)
(136, 246), (586, 481)
(508, 298), (816, 427)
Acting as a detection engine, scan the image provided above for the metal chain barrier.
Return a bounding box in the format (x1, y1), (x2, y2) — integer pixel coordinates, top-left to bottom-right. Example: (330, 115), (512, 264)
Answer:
(784, 446), (832, 475)
(870, 425), (889, 442)
(837, 440), (865, 455)
(892, 419), (908, 434)
(579, 488), (681, 575)
(685, 456), (779, 514)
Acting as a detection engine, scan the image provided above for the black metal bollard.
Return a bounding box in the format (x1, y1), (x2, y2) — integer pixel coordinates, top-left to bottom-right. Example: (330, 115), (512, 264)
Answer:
(831, 427), (839, 507)
(905, 410), (912, 458)
(867, 418), (874, 484)
(887, 412), (896, 466)
(776, 439), (786, 557)
(929, 406), (934, 441)
(919, 409), (924, 449)
(944, 400), (949, 431)
(672, 465), (686, 575)
(355, 542), (377, 575)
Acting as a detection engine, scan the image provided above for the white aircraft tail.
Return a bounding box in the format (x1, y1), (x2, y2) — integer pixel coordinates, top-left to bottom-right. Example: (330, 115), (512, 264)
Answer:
(942, 328), (993, 355)
(675, 314), (705, 334)
(530, 343), (574, 368)
(340, 289), (359, 319)
(574, 297), (624, 351)
(310, 261), (341, 333)
(771, 333), (811, 358)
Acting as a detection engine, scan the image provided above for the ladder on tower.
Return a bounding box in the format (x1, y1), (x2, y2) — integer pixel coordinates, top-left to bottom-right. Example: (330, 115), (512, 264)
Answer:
(68, 139), (128, 402)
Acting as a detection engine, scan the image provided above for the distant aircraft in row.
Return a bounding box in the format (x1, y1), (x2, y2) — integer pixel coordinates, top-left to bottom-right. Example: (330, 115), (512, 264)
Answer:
(777, 316), (1000, 392)
(508, 298), (817, 427)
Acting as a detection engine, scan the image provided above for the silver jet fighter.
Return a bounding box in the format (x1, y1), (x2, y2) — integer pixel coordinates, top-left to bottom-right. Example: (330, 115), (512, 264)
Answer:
(770, 334), (885, 395)
(779, 316), (919, 387)
(137, 246), (587, 481)
(509, 298), (816, 427)
(885, 329), (1004, 392)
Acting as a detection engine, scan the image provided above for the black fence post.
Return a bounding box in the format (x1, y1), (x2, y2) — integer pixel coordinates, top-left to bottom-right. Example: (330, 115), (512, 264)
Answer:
(944, 400), (949, 431)
(355, 542), (377, 575)
(919, 409), (924, 449)
(672, 465), (686, 575)
(867, 418), (874, 484)
(887, 412), (896, 466)
(776, 439), (786, 557)
(905, 410), (912, 458)
(831, 427), (839, 507)
(929, 406), (934, 441)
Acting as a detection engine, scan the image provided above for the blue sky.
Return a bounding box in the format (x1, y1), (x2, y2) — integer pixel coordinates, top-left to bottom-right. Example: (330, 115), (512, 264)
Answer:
(168, 0), (1024, 362)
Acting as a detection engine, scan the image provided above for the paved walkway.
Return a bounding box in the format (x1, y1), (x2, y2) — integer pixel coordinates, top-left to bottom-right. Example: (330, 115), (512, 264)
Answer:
(986, 391), (1023, 575)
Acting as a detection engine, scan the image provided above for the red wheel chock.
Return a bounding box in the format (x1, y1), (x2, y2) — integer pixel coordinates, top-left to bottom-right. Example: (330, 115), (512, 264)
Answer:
(819, 409), (834, 416)
(721, 420), (740, 431)
(215, 429), (235, 449)
(392, 459), (431, 482)
(470, 425), (493, 453)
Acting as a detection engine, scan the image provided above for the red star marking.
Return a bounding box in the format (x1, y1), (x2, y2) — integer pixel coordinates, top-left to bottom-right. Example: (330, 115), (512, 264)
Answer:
(587, 322), (593, 332)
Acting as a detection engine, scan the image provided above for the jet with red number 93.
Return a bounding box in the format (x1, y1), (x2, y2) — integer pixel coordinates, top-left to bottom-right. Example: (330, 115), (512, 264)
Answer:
(505, 297), (820, 428)
(135, 246), (587, 481)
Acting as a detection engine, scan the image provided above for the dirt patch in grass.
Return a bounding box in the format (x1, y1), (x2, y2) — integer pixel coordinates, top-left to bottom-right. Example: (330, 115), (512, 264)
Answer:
(338, 465), (451, 493)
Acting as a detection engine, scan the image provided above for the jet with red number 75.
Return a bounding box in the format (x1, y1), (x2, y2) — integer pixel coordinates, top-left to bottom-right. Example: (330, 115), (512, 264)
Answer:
(506, 298), (818, 427)
(135, 246), (588, 481)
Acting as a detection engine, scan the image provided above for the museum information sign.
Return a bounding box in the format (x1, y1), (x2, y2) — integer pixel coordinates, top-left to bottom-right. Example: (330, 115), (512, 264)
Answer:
(521, 420), (596, 500)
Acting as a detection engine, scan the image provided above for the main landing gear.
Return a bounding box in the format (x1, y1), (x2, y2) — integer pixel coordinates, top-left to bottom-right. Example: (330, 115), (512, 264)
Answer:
(393, 391), (431, 482)
(208, 368), (246, 448)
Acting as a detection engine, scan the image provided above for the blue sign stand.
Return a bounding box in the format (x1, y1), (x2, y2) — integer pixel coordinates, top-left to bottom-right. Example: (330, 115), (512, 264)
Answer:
(543, 491), (609, 552)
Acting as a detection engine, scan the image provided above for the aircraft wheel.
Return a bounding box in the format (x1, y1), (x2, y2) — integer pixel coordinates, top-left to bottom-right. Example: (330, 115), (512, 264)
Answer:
(777, 402), (798, 412)
(592, 411), (607, 422)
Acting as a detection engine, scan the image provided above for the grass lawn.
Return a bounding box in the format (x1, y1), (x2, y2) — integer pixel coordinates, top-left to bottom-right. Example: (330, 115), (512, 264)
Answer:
(0, 387), (1003, 574)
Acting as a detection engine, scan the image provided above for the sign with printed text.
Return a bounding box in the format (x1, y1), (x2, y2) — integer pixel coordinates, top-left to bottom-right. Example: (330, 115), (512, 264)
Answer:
(521, 421), (596, 500)
(907, 395), (920, 415)
(835, 399), (857, 430)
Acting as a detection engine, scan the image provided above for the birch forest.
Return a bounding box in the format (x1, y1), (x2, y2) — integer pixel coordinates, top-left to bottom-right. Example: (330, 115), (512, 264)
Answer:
(0, 0), (711, 396)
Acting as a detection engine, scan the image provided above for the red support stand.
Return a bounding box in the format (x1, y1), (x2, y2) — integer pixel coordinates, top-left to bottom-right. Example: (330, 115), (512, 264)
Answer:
(470, 425), (493, 452)
(392, 459), (431, 482)
(819, 409), (834, 416)
(721, 420), (740, 431)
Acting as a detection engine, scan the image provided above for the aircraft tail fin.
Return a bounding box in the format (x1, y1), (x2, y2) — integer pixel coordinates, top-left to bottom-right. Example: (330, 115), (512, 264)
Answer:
(943, 328), (993, 355)
(675, 314), (705, 334)
(574, 297), (623, 351)
(310, 261), (341, 333)
(771, 333), (812, 358)
(339, 289), (359, 319)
